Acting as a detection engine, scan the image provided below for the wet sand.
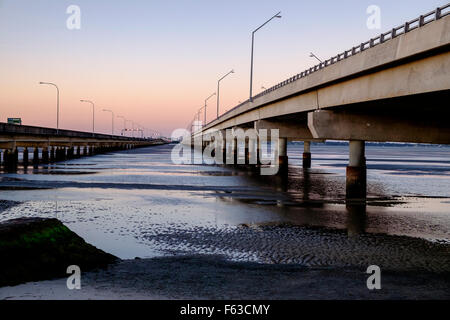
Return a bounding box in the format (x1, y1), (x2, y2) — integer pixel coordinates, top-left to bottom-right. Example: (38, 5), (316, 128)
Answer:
(1, 255), (449, 300)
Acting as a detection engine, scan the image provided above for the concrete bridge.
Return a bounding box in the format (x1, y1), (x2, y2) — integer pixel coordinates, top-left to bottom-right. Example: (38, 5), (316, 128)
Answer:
(192, 5), (450, 198)
(0, 122), (168, 171)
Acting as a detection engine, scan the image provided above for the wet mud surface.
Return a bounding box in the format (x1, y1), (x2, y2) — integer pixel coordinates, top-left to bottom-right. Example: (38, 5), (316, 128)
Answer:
(1, 255), (449, 300)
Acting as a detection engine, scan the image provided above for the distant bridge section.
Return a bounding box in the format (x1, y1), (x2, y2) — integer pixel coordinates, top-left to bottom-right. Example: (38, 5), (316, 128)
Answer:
(0, 122), (168, 170)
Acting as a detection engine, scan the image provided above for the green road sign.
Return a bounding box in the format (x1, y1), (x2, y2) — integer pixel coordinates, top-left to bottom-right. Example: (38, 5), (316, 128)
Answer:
(7, 118), (22, 125)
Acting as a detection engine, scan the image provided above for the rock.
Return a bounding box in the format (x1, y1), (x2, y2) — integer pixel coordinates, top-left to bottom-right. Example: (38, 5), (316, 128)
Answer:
(0, 217), (118, 287)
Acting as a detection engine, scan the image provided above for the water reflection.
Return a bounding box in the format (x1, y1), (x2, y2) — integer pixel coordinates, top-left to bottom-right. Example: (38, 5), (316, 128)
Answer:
(345, 201), (367, 236)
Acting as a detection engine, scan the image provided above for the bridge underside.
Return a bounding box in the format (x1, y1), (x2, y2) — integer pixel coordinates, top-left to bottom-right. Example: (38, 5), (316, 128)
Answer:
(250, 89), (450, 144)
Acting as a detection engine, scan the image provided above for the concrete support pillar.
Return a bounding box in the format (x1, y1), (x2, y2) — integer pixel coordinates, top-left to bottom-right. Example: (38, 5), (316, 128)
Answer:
(4, 149), (18, 171)
(233, 137), (238, 165)
(249, 138), (257, 166)
(60, 147), (65, 160)
(33, 147), (40, 165)
(244, 138), (250, 164)
(77, 146), (81, 157)
(221, 139), (227, 164)
(55, 147), (61, 161)
(202, 141), (207, 153)
(278, 137), (288, 171)
(3, 149), (9, 168)
(303, 141), (311, 169)
(13, 148), (19, 169)
(256, 136), (261, 165)
(42, 147), (49, 163)
(346, 140), (366, 199)
(23, 148), (29, 166)
(50, 147), (56, 162)
(210, 139), (216, 158)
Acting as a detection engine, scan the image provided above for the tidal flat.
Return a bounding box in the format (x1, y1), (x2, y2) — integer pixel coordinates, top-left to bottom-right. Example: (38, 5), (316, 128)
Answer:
(0, 143), (449, 299)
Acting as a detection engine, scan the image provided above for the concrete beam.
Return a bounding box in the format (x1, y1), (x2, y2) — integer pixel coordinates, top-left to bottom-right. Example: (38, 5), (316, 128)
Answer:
(308, 110), (450, 144)
(254, 120), (315, 139)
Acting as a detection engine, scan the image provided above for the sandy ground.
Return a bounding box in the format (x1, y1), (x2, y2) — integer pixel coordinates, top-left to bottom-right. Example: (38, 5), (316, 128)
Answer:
(1, 255), (449, 300)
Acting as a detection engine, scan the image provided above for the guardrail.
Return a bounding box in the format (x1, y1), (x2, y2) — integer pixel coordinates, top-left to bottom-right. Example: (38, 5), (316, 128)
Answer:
(204, 3), (450, 129)
(0, 122), (152, 141)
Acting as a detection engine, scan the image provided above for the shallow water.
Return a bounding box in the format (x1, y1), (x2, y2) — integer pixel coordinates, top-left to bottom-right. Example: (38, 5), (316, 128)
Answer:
(0, 143), (449, 272)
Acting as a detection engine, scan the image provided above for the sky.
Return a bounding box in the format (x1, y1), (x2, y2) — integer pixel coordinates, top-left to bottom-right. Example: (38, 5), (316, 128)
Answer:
(0, 0), (445, 136)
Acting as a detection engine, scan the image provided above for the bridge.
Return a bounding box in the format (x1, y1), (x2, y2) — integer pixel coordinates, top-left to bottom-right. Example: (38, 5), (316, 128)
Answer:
(0, 122), (168, 171)
(190, 4), (450, 198)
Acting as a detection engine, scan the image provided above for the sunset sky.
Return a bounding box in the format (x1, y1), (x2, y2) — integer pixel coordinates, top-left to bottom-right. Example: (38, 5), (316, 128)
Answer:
(0, 0), (444, 136)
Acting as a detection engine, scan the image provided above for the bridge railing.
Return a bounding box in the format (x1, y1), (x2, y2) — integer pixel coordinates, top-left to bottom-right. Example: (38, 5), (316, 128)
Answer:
(207, 3), (450, 128)
(0, 122), (153, 142)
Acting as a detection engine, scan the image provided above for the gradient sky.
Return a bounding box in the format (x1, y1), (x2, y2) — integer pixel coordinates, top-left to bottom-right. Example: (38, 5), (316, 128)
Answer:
(0, 0), (445, 136)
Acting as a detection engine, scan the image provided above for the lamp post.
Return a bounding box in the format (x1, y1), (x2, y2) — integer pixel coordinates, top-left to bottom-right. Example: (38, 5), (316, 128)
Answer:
(217, 70), (234, 118)
(204, 93), (216, 127)
(39, 82), (60, 134)
(249, 11), (282, 102)
(102, 109), (114, 135)
(125, 119), (133, 137)
(80, 100), (95, 136)
(195, 107), (203, 132)
(309, 52), (323, 63)
(135, 123), (144, 138)
(117, 115), (126, 135)
(131, 121), (137, 138)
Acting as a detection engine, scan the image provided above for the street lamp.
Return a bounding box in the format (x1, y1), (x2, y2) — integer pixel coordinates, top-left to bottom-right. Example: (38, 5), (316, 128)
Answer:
(39, 82), (60, 133)
(80, 100), (95, 136)
(135, 123), (144, 138)
(309, 52), (323, 63)
(125, 119), (133, 137)
(204, 93), (216, 127)
(217, 69), (234, 118)
(117, 115), (126, 135)
(102, 109), (114, 135)
(131, 121), (137, 138)
(195, 107), (203, 132)
(249, 11), (282, 102)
